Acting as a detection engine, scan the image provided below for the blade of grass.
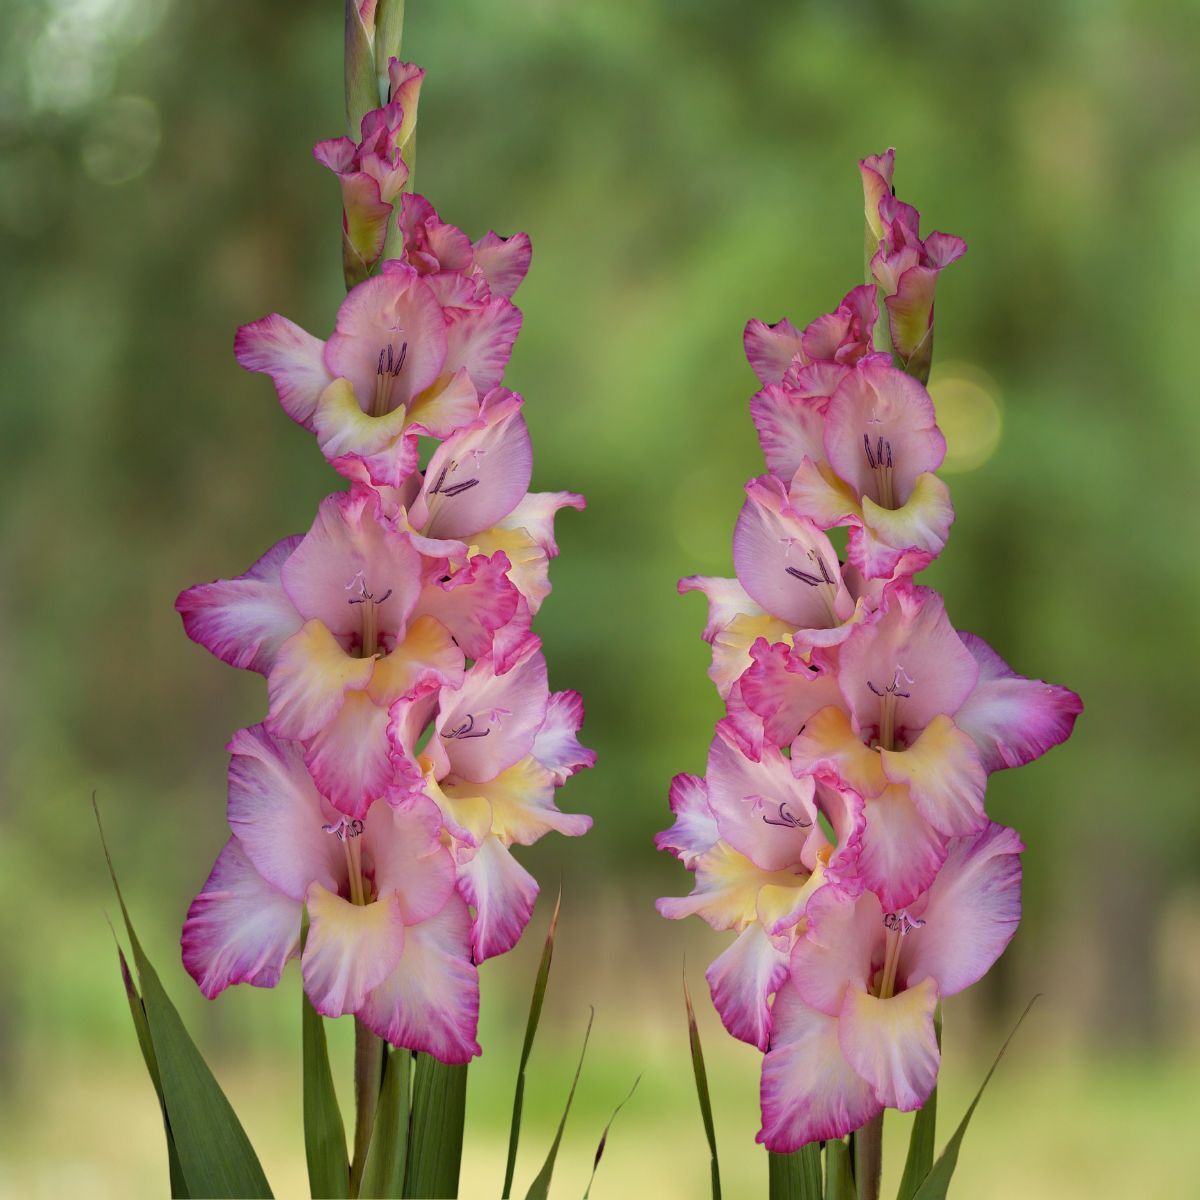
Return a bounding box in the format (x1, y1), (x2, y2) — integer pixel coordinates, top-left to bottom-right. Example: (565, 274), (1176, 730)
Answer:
(523, 1007), (595, 1200)
(684, 974), (722, 1200)
(582, 1074), (642, 1199)
(302, 959), (349, 1198)
(911, 997), (1039, 1200)
(404, 1054), (468, 1199)
(503, 888), (561, 1198)
(767, 1145), (822, 1199)
(116, 943), (189, 1196)
(96, 799), (273, 1198)
(896, 1006), (942, 1200)
(824, 1140), (853, 1200)
(359, 1046), (411, 1199)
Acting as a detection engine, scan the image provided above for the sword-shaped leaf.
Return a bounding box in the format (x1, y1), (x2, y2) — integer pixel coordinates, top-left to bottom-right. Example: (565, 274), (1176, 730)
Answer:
(896, 1006), (942, 1200)
(582, 1074), (642, 1199)
(359, 1046), (410, 1199)
(767, 1145), (822, 1200)
(684, 974), (722, 1200)
(404, 1054), (467, 1198)
(302, 948), (349, 1199)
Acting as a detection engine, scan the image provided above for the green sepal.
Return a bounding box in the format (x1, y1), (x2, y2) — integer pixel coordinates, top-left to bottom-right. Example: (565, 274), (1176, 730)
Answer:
(404, 1054), (467, 1199)
(523, 1008), (594, 1200)
(343, 0), (378, 137)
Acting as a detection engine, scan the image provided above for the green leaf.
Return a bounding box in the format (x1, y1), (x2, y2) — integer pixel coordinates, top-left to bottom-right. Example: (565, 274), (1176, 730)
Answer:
(302, 974), (349, 1198)
(767, 1145), (822, 1200)
(116, 944), (189, 1197)
(896, 1006), (942, 1200)
(684, 976), (722, 1200)
(523, 1008), (594, 1200)
(343, 0), (378, 137)
(503, 888), (561, 1198)
(582, 1075), (641, 1199)
(359, 1047), (410, 1199)
(911, 997), (1039, 1200)
(96, 799), (273, 1198)
(823, 1140), (853, 1200)
(404, 1054), (468, 1199)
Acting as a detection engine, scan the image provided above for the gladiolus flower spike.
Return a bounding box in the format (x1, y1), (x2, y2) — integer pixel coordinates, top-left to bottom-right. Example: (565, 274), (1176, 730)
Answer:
(177, 43), (592, 1076)
(658, 150), (1080, 1190)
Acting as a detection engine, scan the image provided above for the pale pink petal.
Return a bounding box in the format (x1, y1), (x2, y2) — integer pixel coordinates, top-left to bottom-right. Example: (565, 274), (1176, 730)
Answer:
(405, 368), (480, 439)
(744, 317), (804, 385)
(655, 773), (718, 866)
(234, 314), (330, 427)
(881, 715), (987, 838)
(182, 839), (302, 999)
(471, 230), (533, 299)
(824, 359), (945, 506)
(282, 489), (423, 640)
(495, 491), (585, 556)
(266, 620), (374, 742)
(302, 883), (406, 1016)
(457, 834), (539, 961)
(302, 692), (392, 819)
(749, 383), (827, 479)
(414, 392), (533, 540)
(900, 822), (1023, 998)
(758, 982), (882, 1151)
(655, 841), (796, 931)
(733, 477), (852, 628)
(367, 615), (465, 707)
(838, 978), (940, 1111)
(225, 723), (344, 900)
(791, 705), (888, 801)
(740, 639), (844, 747)
(837, 585), (979, 738)
(953, 633), (1083, 773)
(677, 575), (765, 643)
(433, 644), (549, 783)
(706, 923), (789, 1051)
(851, 473), (954, 579)
(324, 266), (447, 415)
(358, 893), (481, 1062)
(450, 757), (591, 845)
(363, 795), (457, 924)
(531, 690), (596, 783)
(442, 296), (522, 391)
(857, 785), (947, 912)
(859, 149), (896, 243)
(176, 535), (303, 674)
(412, 553), (519, 659)
(789, 884), (881, 1017)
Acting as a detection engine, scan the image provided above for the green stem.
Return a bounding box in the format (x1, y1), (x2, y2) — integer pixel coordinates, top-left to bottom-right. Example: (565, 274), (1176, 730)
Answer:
(853, 1112), (883, 1200)
(350, 1019), (385, 1196)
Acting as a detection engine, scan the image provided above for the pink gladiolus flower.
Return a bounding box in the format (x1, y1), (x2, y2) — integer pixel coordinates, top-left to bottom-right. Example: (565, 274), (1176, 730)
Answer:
(759, 823), (1022, 1149)
(861, 148), (967, 384)
(183, 725), (482, 1063)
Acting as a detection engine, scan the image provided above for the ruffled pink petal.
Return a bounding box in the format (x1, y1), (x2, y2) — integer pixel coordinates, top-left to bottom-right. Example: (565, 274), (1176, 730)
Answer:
(397, 193), (472, 276)
(899, 822), (1023, 998)
(744, 317), (805, 385)
(706, 726), (822, 872)
(496, 491), (585, 556)
(733, 477), (852, 628)
(655, 841), (791, 931)
(740, 639), (845, 747)
(302, 692), (392, 820)
(706, 923), (789, 1051)
(471, 230), (533, 299)
(413, 391), (533, 540)
(225, 723), (345, 900)
(758, 982), (881, 1151)
(881, 715), (987, 838)
(850, 474), (954, 579)
(749, 383), (828, 479)
(182, 839), (302, 999)
(366, 615), (465, 707)
(302, 883), (407, 1016)
(857, 784), (947, 912)
(531, 690), (596, 783)
(824, 359), (945, 506)
(281, 489), (422, 639)
(339, 171), (393, 268)
(412, 552), (520, 659)
(838, 978), (940, 1111)
(677, 575), (765, 643)
(234, 314), (331, 428)
(837, 585), (979, 739)
(442, 296), (522, 391)
(363, 794), (457, 924)
(432, 642), (549, 783)
(456, 834), (539, 961)
(324, 265), (447, 415)
(953, 633), (1083, 773)
(448, 757), (591, 845)
(859, 148), (896, 243)
(654, 773), (718, 866)
(358, 893), (481, 1062)
(789, 884), (881, 1017)
(176, 535), (303, 674)
(405, 368), (480, 439)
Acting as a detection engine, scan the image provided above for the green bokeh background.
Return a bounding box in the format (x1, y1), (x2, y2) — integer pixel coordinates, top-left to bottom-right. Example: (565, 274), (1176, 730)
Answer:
(2, 1), (1198, 1195)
